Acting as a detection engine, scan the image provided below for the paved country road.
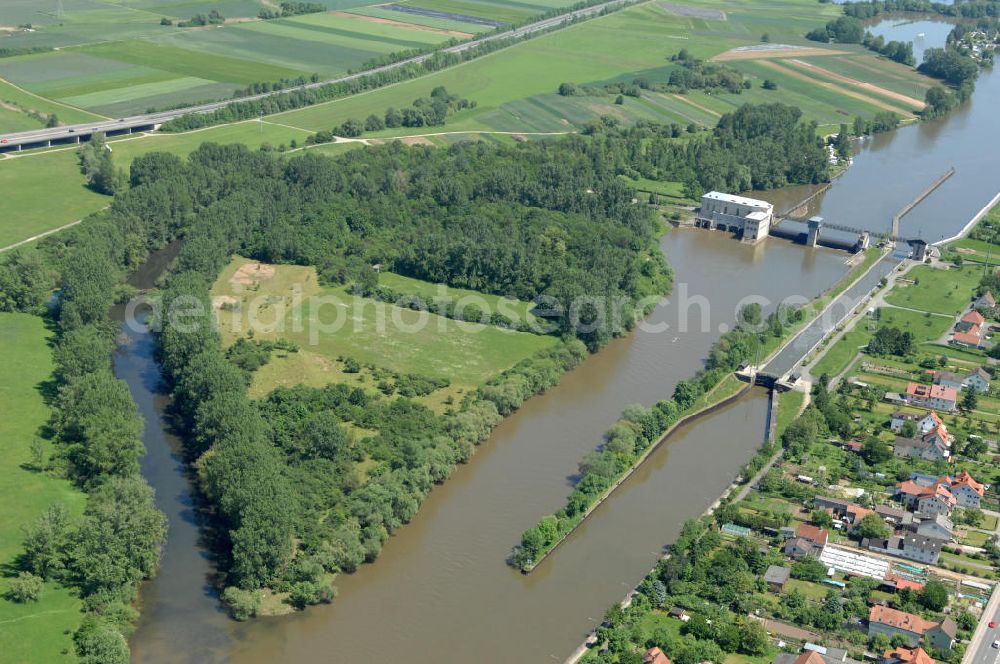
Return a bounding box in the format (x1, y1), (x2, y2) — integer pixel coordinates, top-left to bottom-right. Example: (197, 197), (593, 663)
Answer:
(0, 0), (633, 150)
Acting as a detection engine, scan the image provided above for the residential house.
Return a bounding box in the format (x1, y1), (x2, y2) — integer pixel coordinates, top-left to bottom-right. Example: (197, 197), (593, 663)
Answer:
(973, 291), (996, 311)
(917, 412), (945, 435)
(797, 524), (829, 548)
(784, 537), (819, 558)
(895, 481), (957, 515)
(893, 435), (950, 462)
(953, 327), (984, 348)
(668, 606), (690, 622)
(933, 371), (965, 391)
(644, 647), (672, 664)
(815, 495), (851, 516)
(882, 575), (925, 593)
(956, 310), (986, 333)
(845, 504), (874, 528)
(764, 565), (790, 592)
(913, 514), (953, 542)
(868, 606), (955, 650)
(963, 367), (991, 393)
(948, 470), (986, 508)
(875, 504), (912, 526)
(890, 412), (919, 433)
(774, 648), (860, 664)
(882, 646), (934, 664)
(864, 534), (943, 564)
(903, 383), (958, 412)
(927, 619), (957, 651)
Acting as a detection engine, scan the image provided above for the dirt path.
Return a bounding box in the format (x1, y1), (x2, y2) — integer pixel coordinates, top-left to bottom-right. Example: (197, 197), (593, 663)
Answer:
(787, 58), (925, 109)
(757, 60), (917, 117)
(335, 11), (474, 39)
(671, 94), (721, 118)
(712, 46), (848, 61)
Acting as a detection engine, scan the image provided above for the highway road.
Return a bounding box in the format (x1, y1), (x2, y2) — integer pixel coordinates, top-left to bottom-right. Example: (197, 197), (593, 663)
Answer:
(0, 0), (632, 150)
(966, 584), (1000, 664)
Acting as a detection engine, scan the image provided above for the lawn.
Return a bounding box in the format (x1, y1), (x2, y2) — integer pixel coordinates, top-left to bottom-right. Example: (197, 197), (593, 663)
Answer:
(0, 313), (86, 663)
(377, 270), (540, 327)
(811, 306), (954, 379)
(0, 150), (109, 249)
(210, 256), (557, 388)
(884, 264), (981, 316)
(776, 390), (806, 438)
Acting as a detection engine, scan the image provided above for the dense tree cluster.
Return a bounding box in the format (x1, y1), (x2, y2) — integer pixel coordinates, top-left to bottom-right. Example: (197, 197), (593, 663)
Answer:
(806, 16), (866, 43)
(862, 32), (915, 65)
(177, 9), (224, 27)
(258, 2), (327, 19)
(866, 325), (914, 357)
(666, 50), (748, 94)
(77, 133), (125, 195)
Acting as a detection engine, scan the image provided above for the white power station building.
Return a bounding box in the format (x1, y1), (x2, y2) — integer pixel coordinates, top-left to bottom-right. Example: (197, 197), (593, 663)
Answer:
(696, 191), (774, 244)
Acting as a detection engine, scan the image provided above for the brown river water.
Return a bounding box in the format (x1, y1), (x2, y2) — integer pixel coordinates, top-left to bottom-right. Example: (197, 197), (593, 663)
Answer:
(122, 18), (1000, 664)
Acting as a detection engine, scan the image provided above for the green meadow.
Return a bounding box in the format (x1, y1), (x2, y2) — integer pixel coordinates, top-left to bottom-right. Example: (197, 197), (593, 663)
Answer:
(884, 264), (981, 316)
(211, 257), (557, 389)
(0, 150), (109, 249)
(0, 313), (87, 664)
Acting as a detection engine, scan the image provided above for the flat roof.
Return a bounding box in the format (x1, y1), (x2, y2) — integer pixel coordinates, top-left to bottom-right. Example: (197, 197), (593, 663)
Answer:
(702, 191), (773, 208)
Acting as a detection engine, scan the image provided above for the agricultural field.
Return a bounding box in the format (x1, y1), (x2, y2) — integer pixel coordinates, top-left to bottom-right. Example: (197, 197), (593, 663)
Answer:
(0, 148), (109, 249)
(210, 257), (558, 395)
(0, 0), (509, 117)
(0, 0), (938, 250)
(0, 313), (87, 664)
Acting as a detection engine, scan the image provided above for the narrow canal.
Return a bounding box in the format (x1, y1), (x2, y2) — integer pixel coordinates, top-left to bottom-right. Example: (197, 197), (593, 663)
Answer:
(126, 17), (999, 664)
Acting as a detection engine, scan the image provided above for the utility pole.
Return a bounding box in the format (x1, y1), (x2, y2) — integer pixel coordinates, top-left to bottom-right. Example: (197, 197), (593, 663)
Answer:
(57, 0), (64, 20)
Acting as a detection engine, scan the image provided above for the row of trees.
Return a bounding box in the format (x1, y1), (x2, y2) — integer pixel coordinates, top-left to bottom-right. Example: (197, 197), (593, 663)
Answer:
(7, 207), (168, 662)
(305, 87), (476, 143)
(258, 2), (327, 19)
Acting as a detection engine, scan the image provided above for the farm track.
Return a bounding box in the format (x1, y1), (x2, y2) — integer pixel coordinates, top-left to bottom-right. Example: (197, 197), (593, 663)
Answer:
(786, 58), (925, 109)
(757, 59), (918, 117)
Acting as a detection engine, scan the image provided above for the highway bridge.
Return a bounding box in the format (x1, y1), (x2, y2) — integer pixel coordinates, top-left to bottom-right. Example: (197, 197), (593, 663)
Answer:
(0, 0), (632, 153)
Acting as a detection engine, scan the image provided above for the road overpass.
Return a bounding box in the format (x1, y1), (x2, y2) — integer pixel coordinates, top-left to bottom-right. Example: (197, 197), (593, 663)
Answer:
(0, 0), (632, 153)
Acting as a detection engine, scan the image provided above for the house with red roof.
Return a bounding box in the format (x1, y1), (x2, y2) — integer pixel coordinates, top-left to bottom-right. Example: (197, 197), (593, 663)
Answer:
(903, 383), (957, 412)
(644, 646), (672, 664)
(948, 471), (986, 508)
(868, 606), (956, 650)
(895, 480), (957, 515)
(882, 646), (935, 664)
(957, 309), (985, 332)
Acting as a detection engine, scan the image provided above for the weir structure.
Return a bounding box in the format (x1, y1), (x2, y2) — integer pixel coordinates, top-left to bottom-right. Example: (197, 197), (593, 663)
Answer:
(695, 167), (955, 254)
(737, 167), (956, 389)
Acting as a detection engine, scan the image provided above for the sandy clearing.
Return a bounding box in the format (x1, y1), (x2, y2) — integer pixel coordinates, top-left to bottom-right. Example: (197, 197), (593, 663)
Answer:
(671, 94), (721, 118)
(757, 59), (917, 117)
(212, 295), (239, 310)
(788, 58), (925, 109)
(713, 46), (848, 61)
(335, 11), (473, 38)
(231, 262), (276, 286)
